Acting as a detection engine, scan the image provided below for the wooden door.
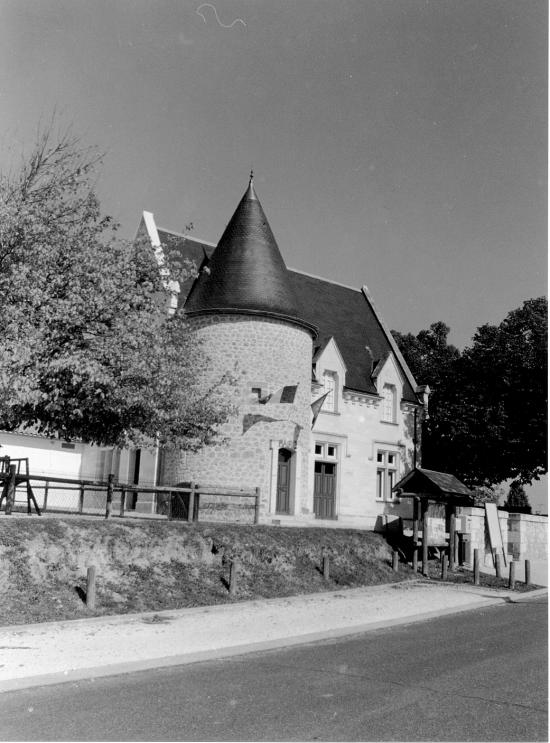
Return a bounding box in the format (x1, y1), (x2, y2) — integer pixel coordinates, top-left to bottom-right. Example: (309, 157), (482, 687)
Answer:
(314, 461), (336, 519)
(276, 449), (292, 514)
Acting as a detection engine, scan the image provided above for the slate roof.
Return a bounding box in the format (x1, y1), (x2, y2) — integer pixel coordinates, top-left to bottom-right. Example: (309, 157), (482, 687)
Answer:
(395, 468), (474, 499)
(153, 191), (420, 403)
(183, 179), (315, 334)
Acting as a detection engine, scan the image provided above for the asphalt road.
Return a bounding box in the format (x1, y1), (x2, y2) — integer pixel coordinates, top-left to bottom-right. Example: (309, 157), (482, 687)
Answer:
(1, 598), (547, 742)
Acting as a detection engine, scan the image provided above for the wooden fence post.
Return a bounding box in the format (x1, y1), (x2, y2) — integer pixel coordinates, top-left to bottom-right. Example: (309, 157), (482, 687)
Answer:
(473, 548), (480, 585)
(119, 488), (125, 518)
(525, 559), (531, 586)
(392, 550), (399, 573)
(323, 554), (330, 580)
(422, 500), (429, 576)
(105, 474), (114, 519)
(449, 511), (456, 570)
(441, 551), (448, 581)
(495, 553), (502, 579)
(229, 559), (239, 596)
(78, 485), (85, 514)
(43, 481), (49, 512)
(192, 486), (200, 522)
(5, 464), (16, 515)
(254, 487), (260, 525)
(86, 566), (96, 610)
(509, 561), (516, 590)
(412, 497), (419, 572)
(187, 483), (195, 523)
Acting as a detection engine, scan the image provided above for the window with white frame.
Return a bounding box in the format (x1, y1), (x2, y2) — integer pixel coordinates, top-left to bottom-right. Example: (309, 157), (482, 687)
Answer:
(322, 371), (337, 412)
(376, 450), (398, 500)
(315, 442), (337, 459)
(381, 384), (396, 423)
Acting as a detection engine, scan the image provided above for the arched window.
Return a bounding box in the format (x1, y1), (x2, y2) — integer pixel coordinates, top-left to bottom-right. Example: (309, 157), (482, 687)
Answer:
(381, 384), (396, 423)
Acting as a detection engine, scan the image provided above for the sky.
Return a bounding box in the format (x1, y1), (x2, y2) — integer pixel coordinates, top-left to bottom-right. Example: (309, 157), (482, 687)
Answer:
(0, 0), (547, 508)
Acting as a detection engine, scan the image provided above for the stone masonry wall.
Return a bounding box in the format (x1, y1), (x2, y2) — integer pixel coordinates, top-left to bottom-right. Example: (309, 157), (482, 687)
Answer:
(161, 314), (314, 518)
(456, 507), (547, 567)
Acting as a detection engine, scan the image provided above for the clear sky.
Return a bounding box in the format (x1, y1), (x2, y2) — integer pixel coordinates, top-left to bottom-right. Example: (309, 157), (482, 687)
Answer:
(1, 1), (547, 505)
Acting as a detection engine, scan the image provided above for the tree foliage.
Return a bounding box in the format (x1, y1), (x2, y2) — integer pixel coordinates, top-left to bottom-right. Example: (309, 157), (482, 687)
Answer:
(392, 299), (547, 488)
(504, 481), (531, 514)
(0, 125), (233, 450)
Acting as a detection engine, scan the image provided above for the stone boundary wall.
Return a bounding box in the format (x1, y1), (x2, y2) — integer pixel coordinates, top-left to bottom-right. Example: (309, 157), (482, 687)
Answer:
(456, 506), (547, 567)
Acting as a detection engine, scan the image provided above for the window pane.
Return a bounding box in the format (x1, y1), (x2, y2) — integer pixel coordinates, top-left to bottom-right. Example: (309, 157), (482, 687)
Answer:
(382, 384), (396, 422)
(376, 470), (384, 499)
(327, 445), (335, 457)
(323, 372), (336, 412)
(388, 469), (396, 498)
(388, 453), (395, 465)
(315, 444), (323, 455)
(377, 451), (384, 463)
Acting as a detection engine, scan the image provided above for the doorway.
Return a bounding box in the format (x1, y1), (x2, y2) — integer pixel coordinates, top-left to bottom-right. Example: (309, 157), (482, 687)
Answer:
(313, 461), (336, 519)
(276, 448), (293, 514)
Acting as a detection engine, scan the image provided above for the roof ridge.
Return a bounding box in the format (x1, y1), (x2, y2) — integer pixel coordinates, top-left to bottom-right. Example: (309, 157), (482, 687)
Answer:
(287, 267), (362, 293)
(157, 227), (217, 247)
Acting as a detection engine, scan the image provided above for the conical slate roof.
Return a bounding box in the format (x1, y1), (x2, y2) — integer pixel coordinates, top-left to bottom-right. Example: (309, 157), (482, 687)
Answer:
(184, 177), (316, 335)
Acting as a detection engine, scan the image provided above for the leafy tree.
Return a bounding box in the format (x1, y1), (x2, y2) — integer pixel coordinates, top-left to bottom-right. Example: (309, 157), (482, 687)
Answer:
(393, 298), (547, 488)
(503, 481), (532, 514)
(0, 124), (233, 450)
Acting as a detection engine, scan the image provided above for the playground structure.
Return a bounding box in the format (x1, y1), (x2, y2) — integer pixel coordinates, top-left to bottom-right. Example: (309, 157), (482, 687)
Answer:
(0, 456), (41, 515)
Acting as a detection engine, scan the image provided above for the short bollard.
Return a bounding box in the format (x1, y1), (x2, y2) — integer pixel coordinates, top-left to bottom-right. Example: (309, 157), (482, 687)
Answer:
(412, 550), (418, 573)
(509, 561), (516, 590)
(323, 555), (330, 580)
(441, 551), (448, 581)
(392, 551), (399, 573)
(473, 549), (480, 585)
(229, 559), (239, 596)
(525, 559), (531, 586)
(86, 566), (96, 610)
(495, 553), (502, 579)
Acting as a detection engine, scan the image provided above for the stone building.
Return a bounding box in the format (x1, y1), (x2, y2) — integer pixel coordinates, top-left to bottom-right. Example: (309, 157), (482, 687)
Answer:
(0, 175), (429, 529)
(139, 176), (430, 530)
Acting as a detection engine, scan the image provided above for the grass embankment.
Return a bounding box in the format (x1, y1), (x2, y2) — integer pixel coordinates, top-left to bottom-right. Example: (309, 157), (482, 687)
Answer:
(0, 516), (415, 626)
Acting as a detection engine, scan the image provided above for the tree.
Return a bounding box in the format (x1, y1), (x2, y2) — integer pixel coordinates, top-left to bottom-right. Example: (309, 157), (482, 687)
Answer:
(0, 124), (233, 450)
(392, 299), (547, 488)
(504, 481), (531, 514)
(392, 322), (465, 478)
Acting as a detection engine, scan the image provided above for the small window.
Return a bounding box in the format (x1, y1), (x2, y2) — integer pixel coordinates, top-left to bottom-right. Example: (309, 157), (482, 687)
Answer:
(327, 445), (336, 458)
(322, 372), (337, 412)
(315, 443), (323, 456)
(382, 384), (397, 423)
(376, 449), (399, 501)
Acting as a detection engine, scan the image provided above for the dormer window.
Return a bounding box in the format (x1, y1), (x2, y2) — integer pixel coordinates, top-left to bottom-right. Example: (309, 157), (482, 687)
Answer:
(322, 371), (337, 412)
(381, 384), (396, 423)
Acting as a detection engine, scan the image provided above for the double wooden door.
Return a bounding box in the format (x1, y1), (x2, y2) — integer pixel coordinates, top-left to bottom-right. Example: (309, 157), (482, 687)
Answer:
(314, 461), (336, 519)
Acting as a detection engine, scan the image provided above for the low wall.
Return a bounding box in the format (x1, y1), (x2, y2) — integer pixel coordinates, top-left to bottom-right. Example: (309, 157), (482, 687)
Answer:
(456, 506), (547, 569)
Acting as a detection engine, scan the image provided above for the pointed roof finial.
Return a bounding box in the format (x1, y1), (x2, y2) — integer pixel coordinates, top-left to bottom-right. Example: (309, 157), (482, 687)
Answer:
(249, 168), (254, 183)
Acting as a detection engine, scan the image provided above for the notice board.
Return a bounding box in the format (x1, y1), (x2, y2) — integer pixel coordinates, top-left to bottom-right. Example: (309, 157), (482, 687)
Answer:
(485, 502), (506, 566)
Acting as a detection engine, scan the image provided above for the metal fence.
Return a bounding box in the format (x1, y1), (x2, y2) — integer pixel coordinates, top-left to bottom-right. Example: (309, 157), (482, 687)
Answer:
(0, 459), (261, 524)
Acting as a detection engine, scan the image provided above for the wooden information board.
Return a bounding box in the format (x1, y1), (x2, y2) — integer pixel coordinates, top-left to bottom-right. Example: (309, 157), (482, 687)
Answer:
(485, 502), (506, 566)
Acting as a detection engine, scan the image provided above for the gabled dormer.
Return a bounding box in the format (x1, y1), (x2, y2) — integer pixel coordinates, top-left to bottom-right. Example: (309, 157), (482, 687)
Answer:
(371, 353), (405, 425)
(312, 336), (347, 414)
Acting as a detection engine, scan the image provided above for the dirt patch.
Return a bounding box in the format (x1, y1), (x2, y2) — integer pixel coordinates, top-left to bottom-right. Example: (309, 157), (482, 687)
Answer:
(0, 516), (416, 625)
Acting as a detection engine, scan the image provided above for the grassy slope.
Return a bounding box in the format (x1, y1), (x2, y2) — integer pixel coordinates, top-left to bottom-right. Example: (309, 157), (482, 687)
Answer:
(0, 515), (414, 626)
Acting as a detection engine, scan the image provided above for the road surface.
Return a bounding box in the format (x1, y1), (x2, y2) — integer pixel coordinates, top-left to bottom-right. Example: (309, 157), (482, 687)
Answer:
(1, 598), (546, 741)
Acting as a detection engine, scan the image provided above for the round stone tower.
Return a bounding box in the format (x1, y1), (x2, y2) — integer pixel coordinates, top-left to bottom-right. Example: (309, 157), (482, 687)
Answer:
(161, 176), (317, 521)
